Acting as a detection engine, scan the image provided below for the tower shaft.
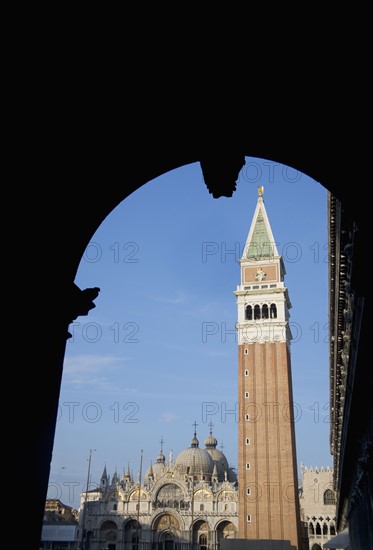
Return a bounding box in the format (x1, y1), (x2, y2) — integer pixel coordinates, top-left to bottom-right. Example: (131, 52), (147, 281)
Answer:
(235, 189), (301, 548)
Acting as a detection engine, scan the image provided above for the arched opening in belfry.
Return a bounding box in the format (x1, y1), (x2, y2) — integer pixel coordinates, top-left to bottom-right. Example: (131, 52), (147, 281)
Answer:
(47, 156), (330, 518)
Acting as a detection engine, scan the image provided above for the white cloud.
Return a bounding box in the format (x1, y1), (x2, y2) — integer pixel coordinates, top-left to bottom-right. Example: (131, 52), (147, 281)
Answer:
(160, 412), (180, 423)
(62, 354), (133, 391)
(63, 354), (127, 374)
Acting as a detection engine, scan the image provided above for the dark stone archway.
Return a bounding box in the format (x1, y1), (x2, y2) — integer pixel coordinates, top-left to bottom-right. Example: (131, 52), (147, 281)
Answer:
(24, 78), (370, 548)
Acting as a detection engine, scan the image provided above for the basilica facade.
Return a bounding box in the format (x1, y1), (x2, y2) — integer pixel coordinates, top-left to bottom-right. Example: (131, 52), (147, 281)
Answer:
(78, 429), (238, 550)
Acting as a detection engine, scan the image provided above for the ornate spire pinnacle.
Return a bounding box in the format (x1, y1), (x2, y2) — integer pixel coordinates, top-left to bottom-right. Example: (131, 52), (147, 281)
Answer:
(241, 187), (279, 260)
(191, 421), (199, 448)
(193, 420), (198, 436)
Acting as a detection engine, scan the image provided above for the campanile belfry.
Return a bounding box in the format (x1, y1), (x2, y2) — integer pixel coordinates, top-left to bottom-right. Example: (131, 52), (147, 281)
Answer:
(234, 186), (301, 549)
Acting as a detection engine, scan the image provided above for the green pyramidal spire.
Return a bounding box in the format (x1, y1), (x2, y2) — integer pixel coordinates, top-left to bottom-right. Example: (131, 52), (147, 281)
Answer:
(245, 186), (278, 259)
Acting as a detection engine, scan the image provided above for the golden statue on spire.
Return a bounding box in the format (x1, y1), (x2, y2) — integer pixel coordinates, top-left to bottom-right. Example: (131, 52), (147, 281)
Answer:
(258, 185), (264, 197)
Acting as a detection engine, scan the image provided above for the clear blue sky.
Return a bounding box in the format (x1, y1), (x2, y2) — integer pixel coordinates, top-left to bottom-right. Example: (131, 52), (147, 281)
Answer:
(48, 157), (331, 509)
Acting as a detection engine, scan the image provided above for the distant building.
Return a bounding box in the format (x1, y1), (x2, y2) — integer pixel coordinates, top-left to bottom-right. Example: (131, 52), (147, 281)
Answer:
(44, 498), (79, 523)
(78, 428), (238, 550)
(299, 465), (337, 550)
(41, 499), (78, 548)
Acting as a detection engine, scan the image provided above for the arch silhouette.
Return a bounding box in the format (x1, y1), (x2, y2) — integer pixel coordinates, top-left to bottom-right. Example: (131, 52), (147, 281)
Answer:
(26, 120), (370, 548)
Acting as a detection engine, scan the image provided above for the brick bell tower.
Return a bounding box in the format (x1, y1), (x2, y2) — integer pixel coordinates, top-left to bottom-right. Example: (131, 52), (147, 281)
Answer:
(234, 186), (301, 549)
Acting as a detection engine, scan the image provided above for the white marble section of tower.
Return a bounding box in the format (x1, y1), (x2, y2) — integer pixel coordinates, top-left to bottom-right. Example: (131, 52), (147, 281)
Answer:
(235, 186), (292, 346)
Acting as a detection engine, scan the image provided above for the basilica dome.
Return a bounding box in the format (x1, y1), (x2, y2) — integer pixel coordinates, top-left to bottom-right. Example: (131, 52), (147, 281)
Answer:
(204, 429), (237, 482)
(174, 431), (214, 478)
(145, 446), (167, 480)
